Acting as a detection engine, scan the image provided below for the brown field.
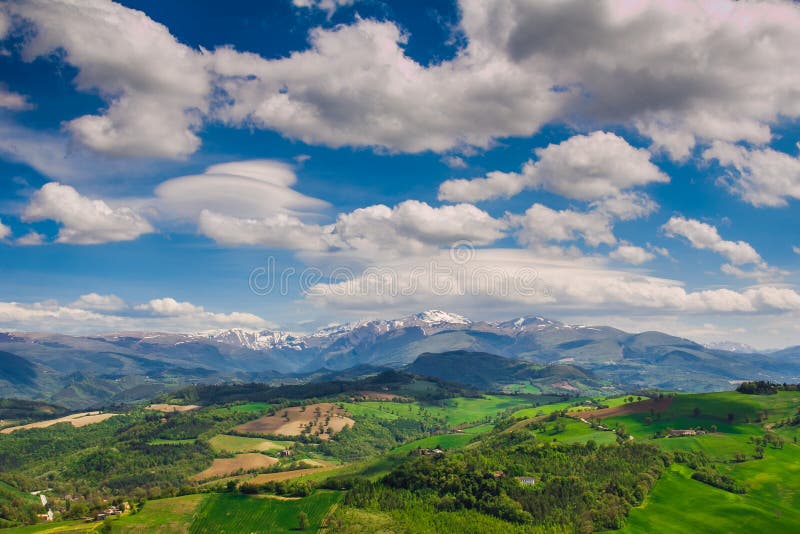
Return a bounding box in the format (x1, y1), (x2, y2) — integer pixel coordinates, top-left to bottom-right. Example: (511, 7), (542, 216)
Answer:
(145, 403), (201, 413)
(573, 396), (673, 420)
(192, 453), (278, 481)
(233, 402), (354, 440)
(0, 411), (119, 434)
(247, 464), (341, 484)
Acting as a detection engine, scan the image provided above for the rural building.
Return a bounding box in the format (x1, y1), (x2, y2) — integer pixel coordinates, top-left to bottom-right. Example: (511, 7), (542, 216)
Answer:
(668, 429), (697, 437)
(412, 448), (445, 456)
(516, 477), (536, 486)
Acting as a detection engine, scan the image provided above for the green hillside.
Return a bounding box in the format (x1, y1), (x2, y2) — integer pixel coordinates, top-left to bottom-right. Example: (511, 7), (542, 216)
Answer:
(0, 382), (798, 532)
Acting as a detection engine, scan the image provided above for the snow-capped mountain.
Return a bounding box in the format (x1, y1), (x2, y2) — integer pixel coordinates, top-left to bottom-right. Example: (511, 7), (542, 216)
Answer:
(703, 341), (760, 353)
(200, 328), (305, 351)
(3, 310), (800, 408)
(493, 315), (563, 331)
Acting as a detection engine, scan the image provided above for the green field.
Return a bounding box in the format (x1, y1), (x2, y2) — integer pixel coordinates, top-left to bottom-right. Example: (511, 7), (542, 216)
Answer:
(531, 416), (619, 445)
(344, 395), (537, 427)
(207, 434), (292, 454)
(112, 494), (204, 533)
(227, 403), (272, 413)
(189, 491), (342, 534)
(621, 460), (800, 533)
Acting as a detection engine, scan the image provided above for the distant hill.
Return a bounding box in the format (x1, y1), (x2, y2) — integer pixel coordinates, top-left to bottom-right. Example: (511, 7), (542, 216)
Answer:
(406, 350), (612, 394)
(2, 310), (800, 407)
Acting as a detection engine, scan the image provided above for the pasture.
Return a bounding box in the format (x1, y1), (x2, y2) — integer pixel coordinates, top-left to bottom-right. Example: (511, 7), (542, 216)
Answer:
(345, 395), (535, 427)
(189, 491), (342, 533)
(208, 434), (292, 454)
(622, 460), (800, 533)
(111, 494), (204, 533)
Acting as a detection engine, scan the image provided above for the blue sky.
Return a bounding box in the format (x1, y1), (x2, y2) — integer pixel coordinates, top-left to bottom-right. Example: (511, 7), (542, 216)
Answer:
(0, 0), (799, 348)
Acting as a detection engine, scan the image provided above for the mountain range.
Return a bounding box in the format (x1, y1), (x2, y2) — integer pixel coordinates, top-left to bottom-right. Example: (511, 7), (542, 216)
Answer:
(1, 310), (798, 408)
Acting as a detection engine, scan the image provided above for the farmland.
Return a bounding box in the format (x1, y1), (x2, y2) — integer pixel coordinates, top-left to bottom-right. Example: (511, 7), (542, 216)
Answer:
(192, 453), (279, 481)
(343, 395), (535, 427)
(233, 403), (354, 440)
(189, 491), (342, 534)
(207, 434), (292, 454)
(0, 412), (119, 434)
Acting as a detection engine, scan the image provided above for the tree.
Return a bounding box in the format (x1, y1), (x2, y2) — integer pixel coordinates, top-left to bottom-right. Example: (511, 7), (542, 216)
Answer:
(298, 511), (310, 530)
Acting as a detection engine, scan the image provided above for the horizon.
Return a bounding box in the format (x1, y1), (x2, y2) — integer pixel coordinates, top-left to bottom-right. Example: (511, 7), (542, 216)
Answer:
(1, 0), (799, 349)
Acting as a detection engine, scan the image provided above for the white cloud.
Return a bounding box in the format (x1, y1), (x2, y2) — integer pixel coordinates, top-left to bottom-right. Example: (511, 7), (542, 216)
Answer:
(198, 210), (332, 251)
(0, 218), (10, 240)
(439, 132), (668, 203)
(23, 182), (154, 244)
(292, 0), (354, 16)
(510, 204), (616, 249)
(794, 246), (800, 255)
(590, 192), (658, 222)
(15, 231), (44, 246)
(442, 156), (468, 169)
(0, 86), (32, 110)
(0, 7), (9, 39)
(610, 245), (655, 265)
(0, 120), (164, 183)
(304, 248), (800, 316)
(720, 263), (786, 284)
(133, 297), (269, 328)
(7, 1), (800, 159)
(71, 293), (127, 312)
(703, 141), (800, 207)
(0, 296), (272, 333)
(662, 216), (761, 265)
(153, 160), (328, 221)
(8, 0), (209, 159)
(198, 200), (507, 258)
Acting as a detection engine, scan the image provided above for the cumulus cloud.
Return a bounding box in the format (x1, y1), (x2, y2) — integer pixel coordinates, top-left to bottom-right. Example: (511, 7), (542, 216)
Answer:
(610, 245), (655, 265)
(198, 200), (507, 258)
(0, 218), (10, 240)
(198, 211), (333, 251)
(720, 264), (787, 284)
(662, 216), (761, 265)
(292, 0), (354, 16)
(0, 296), (272, 333)
(71, 293), (127, 312)
(439, 132), (668, 203)
(15, 231), (44, 246)
(23, 183), (154, 244)
(442, 156), (468, 169)
(0, 86), (32, 110)
(7, 0), (208, 159)
(511, 204), (616, 249)
(6, 0), (800, 159)
(133, 297), (269, 328)
(304, 248), (800, 316)
(703, 141), (800, 207)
